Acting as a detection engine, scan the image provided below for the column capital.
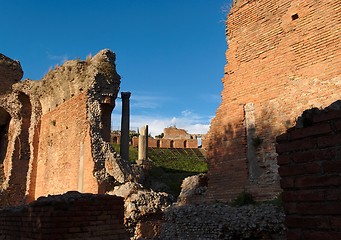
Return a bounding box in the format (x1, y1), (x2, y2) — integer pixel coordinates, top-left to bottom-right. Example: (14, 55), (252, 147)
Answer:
(121, 92), (131, 99)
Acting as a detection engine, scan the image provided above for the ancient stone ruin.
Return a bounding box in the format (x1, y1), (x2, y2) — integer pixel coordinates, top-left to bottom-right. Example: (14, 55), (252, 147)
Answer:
(0, 50), (136, 207)
(1, 0), (340, 239)
(0, 50), (172, 239)
(111, 126), (205, 149)
(205, 0), (341, 202)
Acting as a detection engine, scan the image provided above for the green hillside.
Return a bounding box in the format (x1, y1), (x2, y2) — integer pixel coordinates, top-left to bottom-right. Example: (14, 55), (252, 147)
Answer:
(111, 143), (208, 198)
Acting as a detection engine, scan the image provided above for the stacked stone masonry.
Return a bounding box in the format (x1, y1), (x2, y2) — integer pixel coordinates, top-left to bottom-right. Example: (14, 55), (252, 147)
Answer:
(276, 102), (341, 239)
(0, 50), (134, 207)
(0, 192), (128, 240)
(206, 0), (341, 202)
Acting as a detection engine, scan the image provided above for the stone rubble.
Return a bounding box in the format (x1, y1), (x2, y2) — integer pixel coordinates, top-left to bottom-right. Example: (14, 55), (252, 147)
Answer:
(160, 203), (286, 240)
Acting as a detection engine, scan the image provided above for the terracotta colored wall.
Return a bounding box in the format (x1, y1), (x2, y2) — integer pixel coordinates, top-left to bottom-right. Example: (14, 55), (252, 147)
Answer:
(276, 104), (341, 239)
(148, 137), (160, 148)
(0, 192), (128, 240)
(164, 127), (189, 139)
(132, 137), (198, 149)
(206, 0), (341, 202)
(33, 93), (98, 199)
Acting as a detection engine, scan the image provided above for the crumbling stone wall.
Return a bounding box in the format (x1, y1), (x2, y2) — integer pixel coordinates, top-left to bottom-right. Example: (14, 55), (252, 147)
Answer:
(159, 203), (286, 239)
(0, 191), (128, 239)
(276, 101), (341, 239)
(206, 0), (341, 202)
(0, 50), (134, 206)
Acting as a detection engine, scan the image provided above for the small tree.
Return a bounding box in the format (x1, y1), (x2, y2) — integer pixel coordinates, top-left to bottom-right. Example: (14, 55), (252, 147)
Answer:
(155, 133), (164, 139)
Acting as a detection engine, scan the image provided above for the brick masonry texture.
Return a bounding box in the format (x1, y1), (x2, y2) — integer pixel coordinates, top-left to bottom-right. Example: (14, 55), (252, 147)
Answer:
(0, 192), (128, 240)
(129, 127), (202, 149)
(34, 93), (97, 199)
(205, 0), (341, 202)
(276, 102), (341, 239)
(0, 49), (134, 207)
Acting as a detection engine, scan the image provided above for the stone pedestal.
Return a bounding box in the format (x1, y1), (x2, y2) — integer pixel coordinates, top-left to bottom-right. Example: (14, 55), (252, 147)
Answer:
(138, 125), (148, 161)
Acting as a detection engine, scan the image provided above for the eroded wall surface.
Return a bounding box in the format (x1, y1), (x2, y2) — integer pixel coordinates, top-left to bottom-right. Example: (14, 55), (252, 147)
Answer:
(34, 93), (97, 199)
(206, 0), (341, 202)
(0, 50), (133, 207)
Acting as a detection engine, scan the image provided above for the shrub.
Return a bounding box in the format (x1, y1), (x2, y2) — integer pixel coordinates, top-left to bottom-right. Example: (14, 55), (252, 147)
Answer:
(231, 191), (255, 207)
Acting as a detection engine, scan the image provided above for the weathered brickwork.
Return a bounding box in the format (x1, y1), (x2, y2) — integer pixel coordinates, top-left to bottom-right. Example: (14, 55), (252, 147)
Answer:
(0, 192), (128, 240)
(276, 102), (341, 239)
(206, 0), (341, 202)
(34, 93), (97, 199)
(0, 50), (134, 207)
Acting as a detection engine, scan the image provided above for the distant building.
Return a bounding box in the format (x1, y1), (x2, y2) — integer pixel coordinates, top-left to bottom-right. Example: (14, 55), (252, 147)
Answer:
(111, 127), (206, 149)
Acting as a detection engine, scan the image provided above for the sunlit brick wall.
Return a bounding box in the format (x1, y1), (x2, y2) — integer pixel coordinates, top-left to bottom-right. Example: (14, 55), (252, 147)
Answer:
(206, 0), (341, 202)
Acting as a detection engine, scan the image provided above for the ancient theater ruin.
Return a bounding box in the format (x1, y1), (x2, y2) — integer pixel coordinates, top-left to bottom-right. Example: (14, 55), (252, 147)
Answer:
(0, 50), (135, 206)
(205, 0), (341, 202)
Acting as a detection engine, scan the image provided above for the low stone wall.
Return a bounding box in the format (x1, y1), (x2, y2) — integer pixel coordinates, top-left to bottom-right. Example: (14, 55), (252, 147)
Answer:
(159, 204), (286, 240)
(0, 191), (128, 240)
(276, 102), (341, 239)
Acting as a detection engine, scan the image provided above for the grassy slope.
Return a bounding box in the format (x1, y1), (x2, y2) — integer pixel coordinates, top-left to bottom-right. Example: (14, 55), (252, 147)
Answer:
(112, 143), (207, 198)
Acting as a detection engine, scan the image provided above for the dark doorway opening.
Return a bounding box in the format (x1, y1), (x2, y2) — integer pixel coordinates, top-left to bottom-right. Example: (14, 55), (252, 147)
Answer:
(0, 107), (11, 165)
(101, 103), (114, 143)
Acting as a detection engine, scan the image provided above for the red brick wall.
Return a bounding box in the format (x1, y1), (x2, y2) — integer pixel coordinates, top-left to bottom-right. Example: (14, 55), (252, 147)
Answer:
(206, 0), (341, 202)
(33, 93), (98, 200)
(0, 192), (128, 239)
(132, 137), (198, 149)
(164, 127), (189, 139)
(276, 103), (341, 239)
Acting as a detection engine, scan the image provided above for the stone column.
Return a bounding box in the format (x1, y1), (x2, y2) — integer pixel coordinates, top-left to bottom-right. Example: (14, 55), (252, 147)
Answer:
(138, 125), (148, 161)
(120, 92), (131, 162)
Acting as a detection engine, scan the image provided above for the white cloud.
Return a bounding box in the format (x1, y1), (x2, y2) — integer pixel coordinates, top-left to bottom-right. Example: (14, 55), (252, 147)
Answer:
(181, 109), (192, 117)
(46, 52), (69, 64)
(130, 95), (164, 109)
(111, 92), (211, 136)
(111, 111), (210, 136)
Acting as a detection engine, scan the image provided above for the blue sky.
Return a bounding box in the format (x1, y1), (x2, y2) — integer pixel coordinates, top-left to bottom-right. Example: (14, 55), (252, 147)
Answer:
(1, 0), (232, 136)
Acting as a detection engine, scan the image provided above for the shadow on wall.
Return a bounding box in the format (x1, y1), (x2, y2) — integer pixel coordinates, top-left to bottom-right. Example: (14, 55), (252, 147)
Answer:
(206, 104), (293, 202)
(276, 100), (341, 239)
(8, 93), (32, 205)
(0, 107), (11, 166)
